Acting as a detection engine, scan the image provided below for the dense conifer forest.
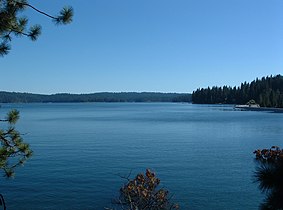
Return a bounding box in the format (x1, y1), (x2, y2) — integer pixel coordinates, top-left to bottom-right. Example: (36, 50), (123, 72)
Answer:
(0, 92), (192, 103)
(192, 75), (283, 107)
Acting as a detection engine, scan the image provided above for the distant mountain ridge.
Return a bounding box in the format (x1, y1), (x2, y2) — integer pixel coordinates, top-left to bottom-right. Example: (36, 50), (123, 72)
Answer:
(0, 91), (192, 103)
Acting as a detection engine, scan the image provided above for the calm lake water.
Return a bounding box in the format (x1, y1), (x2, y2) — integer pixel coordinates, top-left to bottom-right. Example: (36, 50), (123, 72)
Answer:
(0, 103), (282, 210)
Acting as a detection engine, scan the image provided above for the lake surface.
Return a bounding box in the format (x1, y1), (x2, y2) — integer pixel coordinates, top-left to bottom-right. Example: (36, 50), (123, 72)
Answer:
(0, 103), (282, 210)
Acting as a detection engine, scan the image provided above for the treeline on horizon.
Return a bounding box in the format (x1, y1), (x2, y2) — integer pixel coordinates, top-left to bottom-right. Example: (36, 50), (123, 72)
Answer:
(192, 74), (283, 108)
(0, 92), (192, 103)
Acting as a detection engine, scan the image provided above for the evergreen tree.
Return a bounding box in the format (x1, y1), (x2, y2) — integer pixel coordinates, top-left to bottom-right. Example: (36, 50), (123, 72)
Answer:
(0, 0), (73, 175)
(0, 110), (32, 177)
(254, 146), (283, 209)
(192, 75), (283, 108)
(0, 1), (73, 207)
(110, 169), (179, 210)
(0, 0), (73, 56)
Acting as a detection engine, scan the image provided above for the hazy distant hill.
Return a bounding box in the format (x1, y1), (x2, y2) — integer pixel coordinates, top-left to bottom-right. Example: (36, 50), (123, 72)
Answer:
(0, 91), (192, 103)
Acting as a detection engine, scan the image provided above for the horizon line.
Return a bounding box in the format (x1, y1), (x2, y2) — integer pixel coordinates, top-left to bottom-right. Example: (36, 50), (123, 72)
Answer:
(0, 90), (192, 95)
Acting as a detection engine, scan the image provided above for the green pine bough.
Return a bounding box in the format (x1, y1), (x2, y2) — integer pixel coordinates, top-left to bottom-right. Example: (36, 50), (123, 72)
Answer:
(0, 109), (32, 177)
(0, 0), (73, 56)
(254, 146), (283, 209)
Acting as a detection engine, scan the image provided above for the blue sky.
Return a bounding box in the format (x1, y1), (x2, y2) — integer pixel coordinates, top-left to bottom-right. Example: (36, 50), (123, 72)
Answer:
(1, 0), (282, 94)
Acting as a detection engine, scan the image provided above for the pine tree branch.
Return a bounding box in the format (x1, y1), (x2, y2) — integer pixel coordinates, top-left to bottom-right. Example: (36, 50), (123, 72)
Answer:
(17, 2), (59, 21)
(8, 27), (29, 37)
(0, 194), (6, 210)
(0, 135), (13, 147)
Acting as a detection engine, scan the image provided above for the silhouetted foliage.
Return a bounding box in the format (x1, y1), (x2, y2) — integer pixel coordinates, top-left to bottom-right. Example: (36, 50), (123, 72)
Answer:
(253, 146), (283, 210)
(109, 169), (179, 210)
(0, 0), (73, 56)
(0, 194), (6, 210)
(192, 75), (283, 108)
(0, 91), (191, 103)
(0, 110), (32, 177)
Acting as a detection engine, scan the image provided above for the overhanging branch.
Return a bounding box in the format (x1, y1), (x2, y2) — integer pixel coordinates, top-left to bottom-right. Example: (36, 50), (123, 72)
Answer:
(16, 2), (59, 21)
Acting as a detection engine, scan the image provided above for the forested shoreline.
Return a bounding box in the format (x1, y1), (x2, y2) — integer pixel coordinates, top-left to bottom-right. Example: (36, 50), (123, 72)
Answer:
(0, 92), (192, 103)
(2, 75), (282, 107)
(192, 75), (283, 108)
